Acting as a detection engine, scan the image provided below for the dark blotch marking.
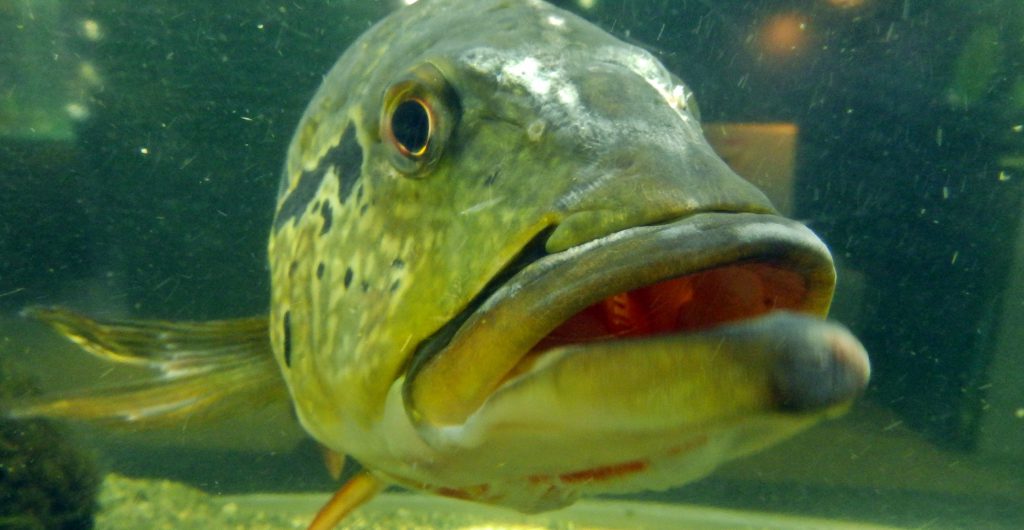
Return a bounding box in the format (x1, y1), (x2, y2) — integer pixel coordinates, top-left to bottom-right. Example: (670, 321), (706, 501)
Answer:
(485, 170), (500, 187)
(344, 267), (354, 289)
(283, 311), (293, 367)
(361, 281), (370, 293)
(356, 184), (364, 203)
(390, 280), (401, 293)
(391, 258), (405, 269)
(275, 166), (326, 231)
(320, 201), (333, 235)
(316, 262), (325, 279)
(273, 123), (362, 231)
(325, 124), (363, 204)
(288, 261), (298, 278)
(360, 203), (369, 216)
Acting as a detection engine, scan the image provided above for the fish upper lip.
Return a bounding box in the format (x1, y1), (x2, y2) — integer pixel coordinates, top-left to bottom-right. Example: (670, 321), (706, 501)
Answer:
(404, 211), (837, 426)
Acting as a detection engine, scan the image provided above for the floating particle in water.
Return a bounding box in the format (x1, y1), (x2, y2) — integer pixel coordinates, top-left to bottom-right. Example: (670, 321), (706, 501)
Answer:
(827, 0), (868, 8)
(80, 19), (103, 41)
(65, 103), (90, 121)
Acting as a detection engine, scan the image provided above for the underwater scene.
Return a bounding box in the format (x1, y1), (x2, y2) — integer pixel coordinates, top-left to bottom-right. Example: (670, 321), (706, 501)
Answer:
(1, 0), (1022, 528)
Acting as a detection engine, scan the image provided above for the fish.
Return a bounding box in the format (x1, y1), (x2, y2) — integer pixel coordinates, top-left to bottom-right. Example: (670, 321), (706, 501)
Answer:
(8, 0), (871, 528)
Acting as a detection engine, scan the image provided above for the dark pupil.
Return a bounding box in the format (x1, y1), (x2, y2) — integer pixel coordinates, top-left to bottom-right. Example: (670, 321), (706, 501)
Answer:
(392, 100), (430, 155)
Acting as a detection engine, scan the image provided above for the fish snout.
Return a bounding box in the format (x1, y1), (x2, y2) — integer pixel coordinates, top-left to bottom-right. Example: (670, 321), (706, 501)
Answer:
(547, 140), (778, 253)
(770, 316), (871, 413)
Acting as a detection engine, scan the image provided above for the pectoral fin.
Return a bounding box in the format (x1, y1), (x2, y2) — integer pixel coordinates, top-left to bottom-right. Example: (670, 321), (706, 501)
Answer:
(6, 307), (287, 427)
(307, 471), (384, 530)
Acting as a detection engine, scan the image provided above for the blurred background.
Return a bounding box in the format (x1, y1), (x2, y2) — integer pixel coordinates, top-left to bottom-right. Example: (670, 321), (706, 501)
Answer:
(1, 0), (1021, 528)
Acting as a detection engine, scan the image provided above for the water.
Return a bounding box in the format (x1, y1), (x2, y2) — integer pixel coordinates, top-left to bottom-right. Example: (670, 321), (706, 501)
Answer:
(1, 0), (1022, 528)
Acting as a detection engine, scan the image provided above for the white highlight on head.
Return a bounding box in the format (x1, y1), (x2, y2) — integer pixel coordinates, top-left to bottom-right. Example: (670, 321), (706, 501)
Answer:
(596, 45), (693, 121)
(546, 14), (566, 27)
(459, 41), (696, 150)
(556, 85), (578, 107)
(503, 56), (552, 97)
(668, 84), (695, 116)
(462, 47), (583, 124)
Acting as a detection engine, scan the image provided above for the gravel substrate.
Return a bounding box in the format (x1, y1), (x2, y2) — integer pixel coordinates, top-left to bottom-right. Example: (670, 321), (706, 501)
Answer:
(94, 474), (581, 530)
(96, 474), (310, 530)
(94, 473), (903, 530)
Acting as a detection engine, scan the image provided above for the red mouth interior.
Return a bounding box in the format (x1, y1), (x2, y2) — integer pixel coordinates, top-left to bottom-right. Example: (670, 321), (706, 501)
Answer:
(530, 262), (809, 353)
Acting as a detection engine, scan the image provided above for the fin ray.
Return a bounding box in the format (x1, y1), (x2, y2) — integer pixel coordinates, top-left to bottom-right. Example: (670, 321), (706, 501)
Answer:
(22, 306), (269, 367)
(8, 307), (285, 427)
(308, 471), (384, 530)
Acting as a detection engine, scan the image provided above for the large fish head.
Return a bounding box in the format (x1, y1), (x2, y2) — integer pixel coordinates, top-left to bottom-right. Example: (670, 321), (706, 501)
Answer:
(269, 0), (869, 511)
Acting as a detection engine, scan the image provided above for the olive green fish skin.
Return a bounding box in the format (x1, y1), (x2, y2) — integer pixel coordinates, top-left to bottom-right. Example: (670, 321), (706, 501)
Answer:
(269, 0), (777, 453)
(1, 0), (865, 520)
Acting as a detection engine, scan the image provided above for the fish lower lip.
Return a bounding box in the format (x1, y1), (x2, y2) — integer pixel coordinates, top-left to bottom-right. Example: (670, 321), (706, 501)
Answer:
(405, 212), (837, 426)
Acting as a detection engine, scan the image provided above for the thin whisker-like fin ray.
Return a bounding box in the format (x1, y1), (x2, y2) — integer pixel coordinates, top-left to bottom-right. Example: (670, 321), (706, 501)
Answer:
(7, 307), (286, 428)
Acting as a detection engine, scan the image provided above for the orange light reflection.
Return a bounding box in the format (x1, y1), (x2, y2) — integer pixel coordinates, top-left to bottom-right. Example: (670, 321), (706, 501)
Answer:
(759, 13), (810, 57)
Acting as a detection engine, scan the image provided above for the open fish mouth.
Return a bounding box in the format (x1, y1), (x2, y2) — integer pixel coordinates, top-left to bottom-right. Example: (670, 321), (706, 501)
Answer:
(404, 211), (869, 432)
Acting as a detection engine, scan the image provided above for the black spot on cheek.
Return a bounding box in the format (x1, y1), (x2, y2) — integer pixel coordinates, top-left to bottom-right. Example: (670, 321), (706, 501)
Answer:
(359, 203), (369, 216)
(391, 258), (405, 269)
(316, 262), (325, 279)
(320, 201), (333, 235)
(344, 267), (354, 289)
(283, 311), (293, 367)
(390, 280), (401, 293)
(330, 123), (363, 204)
(275, 166), (326, 231)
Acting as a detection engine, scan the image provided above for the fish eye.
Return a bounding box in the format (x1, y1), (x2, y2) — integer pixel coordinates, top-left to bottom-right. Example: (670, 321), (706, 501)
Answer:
(390, 98), (432, 157)
(380, 63), (458, 176)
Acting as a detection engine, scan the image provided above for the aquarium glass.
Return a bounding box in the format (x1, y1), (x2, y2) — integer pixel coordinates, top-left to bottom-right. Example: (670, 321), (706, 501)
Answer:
(1, 1), (1021, 529)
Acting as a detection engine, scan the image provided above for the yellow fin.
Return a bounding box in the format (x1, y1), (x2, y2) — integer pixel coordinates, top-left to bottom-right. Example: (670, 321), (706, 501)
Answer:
(308, 471), (383, 530)
(320, 445), (347, 481)
(7, 307), (286, 427)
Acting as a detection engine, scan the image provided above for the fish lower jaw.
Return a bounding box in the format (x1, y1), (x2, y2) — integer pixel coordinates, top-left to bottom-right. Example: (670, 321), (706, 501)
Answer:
(371, 366), (834, 515)
(364, 305), (868, 514)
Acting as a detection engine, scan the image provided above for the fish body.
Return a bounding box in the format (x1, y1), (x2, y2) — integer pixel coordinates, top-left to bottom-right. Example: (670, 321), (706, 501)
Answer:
(267, 0), (868, 514)
(13, 0), (870, 526)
